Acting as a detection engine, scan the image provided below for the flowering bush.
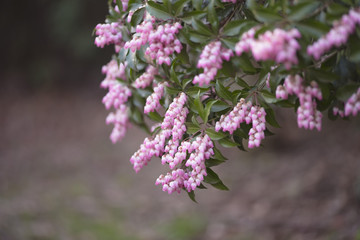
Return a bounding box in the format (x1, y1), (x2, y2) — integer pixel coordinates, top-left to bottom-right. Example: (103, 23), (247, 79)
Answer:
(95, 0), (360, 201)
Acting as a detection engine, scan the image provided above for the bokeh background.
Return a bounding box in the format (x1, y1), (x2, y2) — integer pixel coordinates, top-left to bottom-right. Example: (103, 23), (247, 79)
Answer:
(1, 1), (360, 239)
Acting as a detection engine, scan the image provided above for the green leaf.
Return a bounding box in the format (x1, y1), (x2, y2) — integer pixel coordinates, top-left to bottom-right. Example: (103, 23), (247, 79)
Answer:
(131, 107), (143, 124)
(218, 137), (238, 148)
(220, 37), (237, 51)
(204, 100), (218, 123)
(126, 50), (138, 70)
(252, 7), (282, 23)
(347, 35), (360, 63)
(170, 63), (181, 86)
(177, 47), (190, 65)
(222, 20), (246, 36)
(288, 1), (320, 21)
(115, 0), (123, 12)
(189, 31), (211, 43)
(235, 77), (250, 89)
(191, 18), (214, 36)
(208, 0), (218, 30)
(204, 167), (221, 184)
(296, 19), (330, 38)
(147, 111), (163, 122)
(213, 146), (227, 161)
(192, 0), (202, 10)
(165, 86), (181, 95)
(186, 86), (210, 97)
(195, 90), (206, 121)
(260, 90), (281, 104)
(130, 7), (145, 27)
(206, 128), (227, 140)
(233, 55), (257, 74)
(215, 80), (233, 101)
(185, 122), (201, 134)
(146, 1), (173, 20)
(211, 100), (231, 112)
(265, 108), (280, 128)
(187, 191), (197, 203)
(307, 69), (338, 83)
(211, 181), (229, 191)
(205, 158), (225, 167)
(336, 83), (360, 102)
(173, 0), (190, 16)
(181, 11), (207, 24)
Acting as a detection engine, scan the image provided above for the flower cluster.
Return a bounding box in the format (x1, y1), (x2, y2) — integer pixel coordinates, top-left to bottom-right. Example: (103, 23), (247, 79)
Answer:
(145, 22), (183, 65)
(124, 13), (155, 52)
(276, 75), (323, 131)
(307, 8), (360, 60)
(144, 82), (166, 114)
(130, 93), (188, 173)
(215, 98), (267, 148)
(344, 87), (360, 117)
(106, 105), (130, 143)
(156, 134), (214, 194)
(133, 65), (158, 89)
(193, 41), (233, 86)
(235, 28), (301, 69)
(101, 60), (131, 143)
(94, 22), (124, 52)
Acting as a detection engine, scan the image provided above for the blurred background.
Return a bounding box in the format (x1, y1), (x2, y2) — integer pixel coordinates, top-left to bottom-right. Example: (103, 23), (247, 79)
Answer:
(1, 1), (360, 239)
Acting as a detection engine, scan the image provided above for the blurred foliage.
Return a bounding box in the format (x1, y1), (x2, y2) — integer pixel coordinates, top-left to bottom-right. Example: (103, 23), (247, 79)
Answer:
(0, 0), (112, 89)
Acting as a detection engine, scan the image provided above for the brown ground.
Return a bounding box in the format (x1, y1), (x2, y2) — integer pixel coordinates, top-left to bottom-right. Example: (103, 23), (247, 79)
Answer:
(0, 87), (360, 240)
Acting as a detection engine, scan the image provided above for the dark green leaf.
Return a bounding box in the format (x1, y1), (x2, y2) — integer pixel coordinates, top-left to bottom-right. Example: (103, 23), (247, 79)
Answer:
(218, 137), (238, 148)
(204, 167), (221, 184)
(307, 69), (338, 83)
(336, 83), (360, 101)
(146, 1), (173, 20)
(187, 191), (197, 202)
(147, 111), (163, 122)
(170, 63), (181, 86)
(192, 18), (214, 36)
(252, 7), (282, 23)
(213, 146), (227, 161)
(235, 77), (250, 89)
(192, 0), (202, 10)
(208, 0), (218, 30)
(211, 100), (231, 112)
(130, 7), (145, 27)
(265, 108), (280, 128)
(215, 80), (233, 101)
(181, 11), (207, 24)
(288, 1), (320, 21)
(296, 19), (330, 38)
(222, 20), (246, 36)
(205, 158), (225, 167)
(195, 90), (206, 121)
(206, 128), (227, 140)
(211, 181), (229, 191)
(173, 0), (190, 16)
(204, 100), (218, 123)
(165, 86), (181, 95)
(261, 90), (281, 104)
(185, 122), (201, 134)
(186, 86), (210, 97)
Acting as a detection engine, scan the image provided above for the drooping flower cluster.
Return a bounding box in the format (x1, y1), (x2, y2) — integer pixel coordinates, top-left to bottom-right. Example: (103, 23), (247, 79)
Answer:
(215, 98), (266, 148)
(133, 65), (158, 89)
(130, 93), (188, 173)
(144, 82), (166, 114)
(145, 22), (183, 65)
(114, 0), (128, 12)
(183, 134), (213, 192)
(94, 22), (124, 52)
(101, 60), (131, 143)
(156, 134), (214, 194)
(124, 13), (182, 66)
(276, 75), (323, 131)
(344, 87), (360, 117)
(307, 8), (360, 60)
(193, 41), (233, 86)
(235, 28), (301, 69)
(106, 105), (130, 144)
